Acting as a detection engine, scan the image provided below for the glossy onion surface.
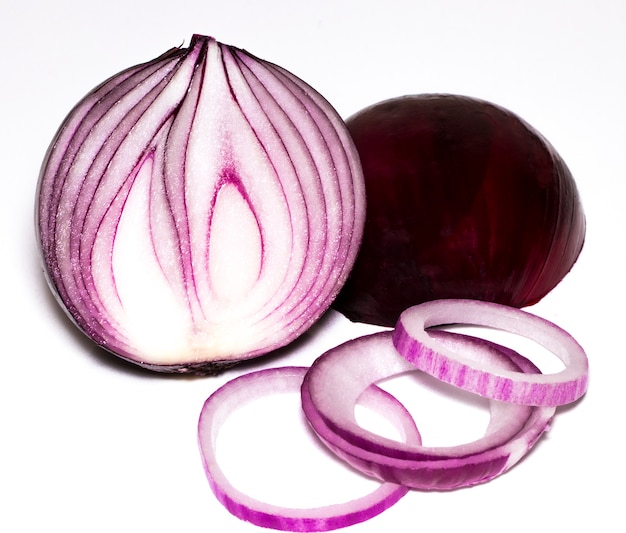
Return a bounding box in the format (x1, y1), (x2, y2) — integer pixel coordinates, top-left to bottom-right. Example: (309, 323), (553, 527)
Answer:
(333, 94), (585, 327)
(36, 35), (365, 372)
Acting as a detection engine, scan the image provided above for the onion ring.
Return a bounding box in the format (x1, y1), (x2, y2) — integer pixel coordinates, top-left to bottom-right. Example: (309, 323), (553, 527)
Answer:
(301, 331), (555, 490)
(197, 366), (419, 531)
(393, 299), (588, 406)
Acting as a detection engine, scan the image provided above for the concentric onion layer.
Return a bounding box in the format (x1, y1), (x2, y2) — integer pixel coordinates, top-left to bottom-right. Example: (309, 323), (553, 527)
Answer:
(393, 299), (589, 406)
(301, 330), (555, 490)
(36, 35), (365, 370)
(197, 366), (415, 531)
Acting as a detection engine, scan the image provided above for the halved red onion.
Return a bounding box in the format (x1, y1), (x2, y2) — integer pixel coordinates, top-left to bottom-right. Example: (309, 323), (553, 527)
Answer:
(197, 367), (419, 531)
(332, 94), (586, 328)
(35, 35), (365, 373)
(393, 299), (589, 406)
(301, 331), (555, 490)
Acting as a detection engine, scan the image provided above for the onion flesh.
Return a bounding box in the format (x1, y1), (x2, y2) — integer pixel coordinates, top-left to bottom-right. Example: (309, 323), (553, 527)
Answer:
(35, 35), (365, 372)
(197, 366), (418, 531)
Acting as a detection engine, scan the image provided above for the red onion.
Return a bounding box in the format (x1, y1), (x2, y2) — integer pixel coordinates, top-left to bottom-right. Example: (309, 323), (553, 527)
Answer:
(197, 366), (417, 531)
(393, 299), (589, 406)
(333, 94), (586, 327)
(301, 330), (555, 490)
(35, 35), (365, 372)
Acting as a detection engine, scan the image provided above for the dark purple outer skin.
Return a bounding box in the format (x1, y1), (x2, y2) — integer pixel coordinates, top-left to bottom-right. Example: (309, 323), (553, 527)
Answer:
(333, 94), (586, 327)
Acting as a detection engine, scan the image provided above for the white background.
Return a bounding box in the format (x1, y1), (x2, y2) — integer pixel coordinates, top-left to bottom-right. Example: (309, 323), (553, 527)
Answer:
(2, 1), (624, 531)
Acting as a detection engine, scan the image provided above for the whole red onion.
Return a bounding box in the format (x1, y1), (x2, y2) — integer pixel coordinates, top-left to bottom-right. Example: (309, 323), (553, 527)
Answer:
(333, 94), (585, 327)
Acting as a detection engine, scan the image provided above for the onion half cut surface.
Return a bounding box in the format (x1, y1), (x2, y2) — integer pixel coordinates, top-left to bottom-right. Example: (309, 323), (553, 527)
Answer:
(301, 331), (555, 490)
(197, 366), (418, 531)
(36, 34), (365, 372)
(392, 299), (589, 406)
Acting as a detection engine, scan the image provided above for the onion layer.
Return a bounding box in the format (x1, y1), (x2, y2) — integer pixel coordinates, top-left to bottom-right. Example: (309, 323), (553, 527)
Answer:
(301, 330), (555, 490)
(393, 299), (589, 406)
(197, 367), (417, 531)
(35, 35), (365, 372)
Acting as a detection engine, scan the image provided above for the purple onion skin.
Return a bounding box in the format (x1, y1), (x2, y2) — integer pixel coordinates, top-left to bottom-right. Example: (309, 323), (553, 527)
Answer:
(333, 94), (586, 327)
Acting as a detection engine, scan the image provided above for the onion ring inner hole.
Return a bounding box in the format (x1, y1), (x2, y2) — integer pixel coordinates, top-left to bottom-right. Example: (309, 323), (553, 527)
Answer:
(215, 391), (383, 507)
(432, 325), (567, 375)
(374, 371), (491, 447)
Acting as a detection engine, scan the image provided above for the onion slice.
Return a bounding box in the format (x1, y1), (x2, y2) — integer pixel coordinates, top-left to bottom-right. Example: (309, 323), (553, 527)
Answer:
(301, 331), (555, 490)
(197, 366), (419, 531)
(393, 299), (589, 406)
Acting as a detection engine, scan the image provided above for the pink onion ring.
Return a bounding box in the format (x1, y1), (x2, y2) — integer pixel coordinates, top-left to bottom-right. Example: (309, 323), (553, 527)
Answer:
(301, 331), (555, 490)
(304, 330), (541, 459)
(197, 366), (419, 531)
(393, 299), (588, 406)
